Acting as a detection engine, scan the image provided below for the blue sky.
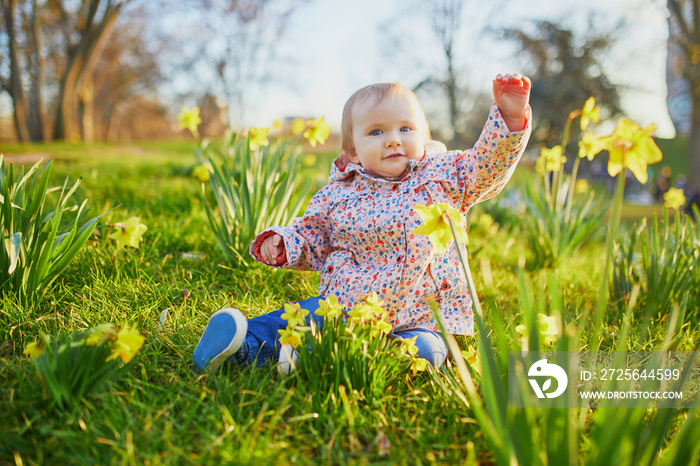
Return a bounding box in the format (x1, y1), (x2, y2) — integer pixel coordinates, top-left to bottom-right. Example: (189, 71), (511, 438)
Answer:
(0, 0), (675, 139)
(246, 0), (675, 138)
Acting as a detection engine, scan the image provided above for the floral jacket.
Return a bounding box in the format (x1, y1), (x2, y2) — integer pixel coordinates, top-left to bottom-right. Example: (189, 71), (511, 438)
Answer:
(250, 104), (531, 335)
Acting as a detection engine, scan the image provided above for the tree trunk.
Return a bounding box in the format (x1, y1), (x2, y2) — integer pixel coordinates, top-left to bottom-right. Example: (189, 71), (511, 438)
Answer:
(79, 75), (95, 143)
(53, 2), (121, 141)
(668, 0), (700, 192)
(2, 0), (31, 142)
(445, 46), (459, 148)
(106, 104), (121, 143)
(689, 82), (700, 191)
(27, 0), (46, 141)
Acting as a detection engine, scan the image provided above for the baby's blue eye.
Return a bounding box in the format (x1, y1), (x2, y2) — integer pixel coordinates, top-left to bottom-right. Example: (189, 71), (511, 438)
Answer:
(370, 129), (382, 136)
(400, 126), (411, 132)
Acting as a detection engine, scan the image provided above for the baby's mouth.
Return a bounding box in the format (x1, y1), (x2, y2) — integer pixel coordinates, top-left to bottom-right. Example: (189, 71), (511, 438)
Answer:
(385, 153), (405, 159)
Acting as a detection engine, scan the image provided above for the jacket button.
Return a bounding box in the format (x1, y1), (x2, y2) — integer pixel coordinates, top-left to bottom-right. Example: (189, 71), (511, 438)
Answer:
(328, 266), (334, 273)
(441, 281), (450, 290)
(396, 256), (403, 263)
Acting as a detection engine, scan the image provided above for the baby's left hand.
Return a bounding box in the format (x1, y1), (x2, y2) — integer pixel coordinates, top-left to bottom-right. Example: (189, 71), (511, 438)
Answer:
(493, 73), (531, 132)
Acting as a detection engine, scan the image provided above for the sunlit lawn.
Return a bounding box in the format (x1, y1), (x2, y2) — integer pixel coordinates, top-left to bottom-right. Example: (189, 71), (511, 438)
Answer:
(0, 141), (695, 464)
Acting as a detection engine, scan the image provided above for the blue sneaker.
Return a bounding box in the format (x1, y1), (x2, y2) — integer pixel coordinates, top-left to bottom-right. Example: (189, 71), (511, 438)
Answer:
(192, 308), (248, 373)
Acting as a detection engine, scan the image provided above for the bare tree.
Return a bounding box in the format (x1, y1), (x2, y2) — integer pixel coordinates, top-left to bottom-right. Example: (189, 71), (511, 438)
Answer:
(0, 0), (131, 142)
(382, 0), (503, 148)
(2, 0), (300, 141)
(668, 0), (700, 195)
(88, 7), (162, 141)
(50, 0), (128, 140)
(1, 0), (31, 141)
(155, 0), (300, 128)
(20, 0), (46, 140)
(503, 20), (622, 147)
(416, 0), (463, 147)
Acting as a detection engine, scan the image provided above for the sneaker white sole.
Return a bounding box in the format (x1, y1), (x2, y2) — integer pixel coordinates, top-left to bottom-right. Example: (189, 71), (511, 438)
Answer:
(278, 344), (299, 374)
(196, 307), (248, 374)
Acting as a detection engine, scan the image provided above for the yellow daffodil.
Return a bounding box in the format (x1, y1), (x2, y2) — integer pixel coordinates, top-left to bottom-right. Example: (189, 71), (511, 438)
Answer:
(516, 313), (560, 347)
(85, 323), (115, 346)
(23, 340), (43, 359)
(347, 293), (386, 325)
(367, 312), (393, 337)
(363, 292), (385, 315)
(516, 322), (534, 351)
(400, 336), (419, 358)
(278, 327), (303, 348)
(303, 153), (317, 167)
(272, 119), (284, 132)
(664, 188), (686, 210)
(578, 131), (606, 161)
(281, 302), (309, 329)
(343, 325), (358, 340)
(461, 345), (481, 376)
(316, 296), (344, 319)
(574, 178), (589, 194)
(367, 323), (382, 338)
(373, 318), (392, 335)
(410, 358), (429, 376)
(106, 325), (144, 364)
(347, 302), (374, 325)
(536, 145), (567, 175)
(192, 163), (212, 182)
(291, 118), (306, 135)
(599, 118), (662, 184)
(177, 106), (201, 135)
(537, 314), (560, 345)
(248, 127), (270, 151)
(303, 117), (331, 147)
(413, 203), (468, 255)
(534, 156), (547, 176)
(580, 97), (600, 131)
(108, 217), (148, 250)
(477, 213), (494, 229)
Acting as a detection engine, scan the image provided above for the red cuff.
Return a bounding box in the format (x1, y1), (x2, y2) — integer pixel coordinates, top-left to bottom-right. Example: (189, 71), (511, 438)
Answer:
(495, 104), (530, 132)
(251, 230), (288, 266)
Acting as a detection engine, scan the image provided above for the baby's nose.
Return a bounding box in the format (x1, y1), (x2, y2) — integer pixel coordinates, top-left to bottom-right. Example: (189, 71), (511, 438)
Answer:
(385, 132), (402, 147)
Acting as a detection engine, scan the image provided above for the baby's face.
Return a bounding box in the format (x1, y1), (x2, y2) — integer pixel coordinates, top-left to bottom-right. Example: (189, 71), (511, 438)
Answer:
(347, 95), (426, 179)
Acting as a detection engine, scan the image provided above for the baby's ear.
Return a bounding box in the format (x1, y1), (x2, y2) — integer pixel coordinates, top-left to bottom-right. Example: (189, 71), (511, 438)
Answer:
(344, 149), (359, 163)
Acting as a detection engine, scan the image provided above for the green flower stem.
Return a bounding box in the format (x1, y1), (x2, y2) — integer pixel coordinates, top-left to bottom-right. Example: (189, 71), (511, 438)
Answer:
(444, 215), (484, 321)
(442, 212), (515, 465)
(543, 167), (553, 210)
(542, 115), (577, 241)
(590, 170), (626, 351)
(554, 115), (575, 212)
(560, 113), (575, 151)
(551, 167), (561, 213)
(564, 157), (582, 224)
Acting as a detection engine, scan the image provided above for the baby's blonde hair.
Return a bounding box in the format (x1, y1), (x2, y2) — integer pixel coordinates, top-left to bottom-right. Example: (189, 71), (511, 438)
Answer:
(341, 83), (431, 157)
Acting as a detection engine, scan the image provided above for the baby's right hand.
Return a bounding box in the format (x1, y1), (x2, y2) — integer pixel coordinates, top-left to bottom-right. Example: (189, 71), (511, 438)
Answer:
(260, 234), (285, 265)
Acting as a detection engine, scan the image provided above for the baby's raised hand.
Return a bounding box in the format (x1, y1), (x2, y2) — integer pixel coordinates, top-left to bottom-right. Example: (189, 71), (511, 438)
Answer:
(260, 234), (285, 266)
(492, 73), (531, 132)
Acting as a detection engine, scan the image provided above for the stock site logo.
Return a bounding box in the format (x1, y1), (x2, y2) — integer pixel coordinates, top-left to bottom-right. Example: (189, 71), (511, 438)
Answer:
(528, 359), (568, 398)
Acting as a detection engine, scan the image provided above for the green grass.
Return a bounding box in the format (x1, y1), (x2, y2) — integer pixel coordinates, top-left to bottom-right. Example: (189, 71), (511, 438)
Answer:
(655, 136), (690, 184)
(0, 142), (697, 464)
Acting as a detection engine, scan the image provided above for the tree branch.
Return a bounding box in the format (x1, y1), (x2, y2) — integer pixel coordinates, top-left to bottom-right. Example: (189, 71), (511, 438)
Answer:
(669, 0), (693, 46)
